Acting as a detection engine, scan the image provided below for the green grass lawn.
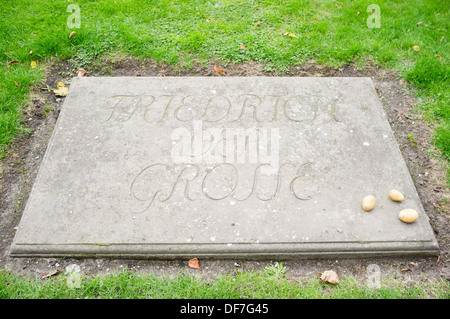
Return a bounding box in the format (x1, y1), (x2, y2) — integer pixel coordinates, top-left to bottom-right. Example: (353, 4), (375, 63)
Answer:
(1, 0), (449, 164)
(0, 0), (449, 299)
(1, 264), (449, 299)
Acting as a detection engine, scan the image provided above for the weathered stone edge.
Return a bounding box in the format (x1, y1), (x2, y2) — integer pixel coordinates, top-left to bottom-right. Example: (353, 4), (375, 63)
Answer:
(10, 240), (439, 259)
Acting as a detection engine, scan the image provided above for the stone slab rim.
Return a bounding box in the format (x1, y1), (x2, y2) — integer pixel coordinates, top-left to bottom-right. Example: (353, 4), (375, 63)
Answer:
(10, 76), (439, 259)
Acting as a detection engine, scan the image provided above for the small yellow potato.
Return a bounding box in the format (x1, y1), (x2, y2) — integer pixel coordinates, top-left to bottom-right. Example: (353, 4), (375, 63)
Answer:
(389, 190), (405, 202)
(399, 209), (419, 223)
(362, 195), (376, 211)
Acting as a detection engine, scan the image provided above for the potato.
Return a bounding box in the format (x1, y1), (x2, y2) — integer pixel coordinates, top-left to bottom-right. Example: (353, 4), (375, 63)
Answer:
(389, 190), (405, 202)
(399, 209), (419, 223)
(362, 195), (376, 211)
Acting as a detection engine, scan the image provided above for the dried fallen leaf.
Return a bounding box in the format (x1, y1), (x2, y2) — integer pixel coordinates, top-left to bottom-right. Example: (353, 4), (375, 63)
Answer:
(416, 21), (422, 27)
(14, 81), (20, 87)
(400, 268), (411, 273)
(7, 60), (19, 68)
(29, 50), (33, 56)
(412, 45), (420, 51)
(41, 269), (62, 279)
(255, 21), (261, 27)
(69, 31), (77, 39)
(436, 54), (442, 61)
(319, 270), (339, 284)
(375, 87), (381, 97)
(213, 65), (226, 73)
(440, 36), (444, 43)
(54, 82), (69, 97)
(30, 61), (37, 69)
(77, 68), (86, 77)
(188, 258), (200, 269)
(239, 44), (248, 50)
(284, 32), (298, 38)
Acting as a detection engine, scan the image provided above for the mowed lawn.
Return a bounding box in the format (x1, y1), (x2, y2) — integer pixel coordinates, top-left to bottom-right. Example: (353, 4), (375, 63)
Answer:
(1, 0), (449, 168)
(0, 0), (449, 299)
(1, 264), (449, 299)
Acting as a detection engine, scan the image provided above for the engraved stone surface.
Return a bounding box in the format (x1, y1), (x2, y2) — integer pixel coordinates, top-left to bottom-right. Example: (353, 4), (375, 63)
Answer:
(10, 77), (439, 258)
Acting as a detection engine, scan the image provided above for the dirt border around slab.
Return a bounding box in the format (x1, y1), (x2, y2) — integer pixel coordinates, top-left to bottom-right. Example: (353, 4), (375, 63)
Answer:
(0, 56), (449, 284)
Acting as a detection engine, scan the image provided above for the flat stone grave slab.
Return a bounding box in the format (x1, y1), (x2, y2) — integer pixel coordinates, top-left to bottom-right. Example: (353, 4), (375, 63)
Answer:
(10, 77), (439, 258)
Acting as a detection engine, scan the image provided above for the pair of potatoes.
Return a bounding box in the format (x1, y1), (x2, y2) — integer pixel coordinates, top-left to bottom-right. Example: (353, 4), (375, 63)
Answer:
(361, 190), (418, 223)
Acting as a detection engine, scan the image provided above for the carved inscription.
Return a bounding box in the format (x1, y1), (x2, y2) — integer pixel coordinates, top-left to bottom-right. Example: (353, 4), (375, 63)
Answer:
(114, 93), (336, 211)
(130, 162), (319, 213)
(104, 94), (341, 123)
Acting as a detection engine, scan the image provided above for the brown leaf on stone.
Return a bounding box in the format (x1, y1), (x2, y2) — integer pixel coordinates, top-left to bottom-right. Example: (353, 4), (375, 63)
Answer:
(213, 65), (226, 73)
(188, 258), (200, 269)
(319, 270), (339, 284)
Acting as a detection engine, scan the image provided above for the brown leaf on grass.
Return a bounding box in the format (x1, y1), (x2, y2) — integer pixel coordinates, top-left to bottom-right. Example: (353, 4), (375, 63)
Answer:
(69, 31), (77, 39)
(14, 81), (20, 87)
(412, 45), (420, 51)
(255, 21), (261, 27)
(440, 36), (444, 43)
(77, 68), (86, 77)
(239, 44), (248, 50)
(41, 269), (62, 279)
(213, 65), (226, 73)
(416, 21), (422, 27)
(7, 60), (19, 68)
(188, 258), (200, 269)
(436, 55), (442, 61)
(319, 270), (339, 284)
(33, 34), (40, 37)
(29, 50), (33, 56)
